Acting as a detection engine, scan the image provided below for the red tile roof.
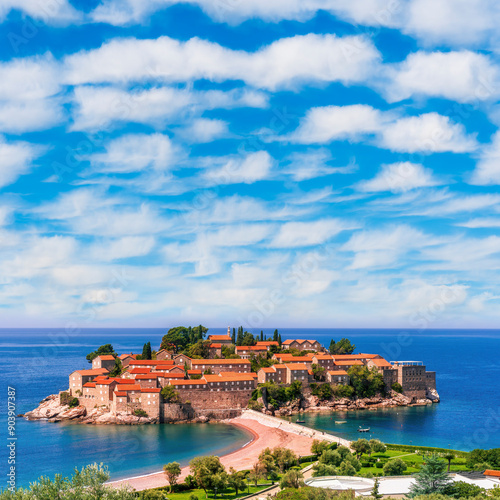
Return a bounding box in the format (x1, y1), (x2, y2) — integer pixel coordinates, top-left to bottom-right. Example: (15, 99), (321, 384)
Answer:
(97, 355), (116, 360)
(96, 379), (116, 386)
(114, 391), (127, 396)
(74, 368), (108, 376)
(260, 367), (276, 373)
(282, 339), (319, 345)
(236, 346), (267, 351)
(129, 368), (152, 374)
(210, 343), (222, 348)
(274, 354), (311, 362)
(484, 470), (500, 477)
(328, 370), (348, 376)
(116, 384), (141, 391)
(370, 358), (392, 367)
(334, 360), (363, 366)
(119, 353), (135, 360)
(129, 360), (174, 366)
(208, 335), (232, 341)
(188, 369), (202, 374)
(285, 363), (308, 371)
(170, 379), (207, 386)
(191, 359), (251, 365)
(140, 388), (161, 393)
(255, 341), (279, 346)
(83, 382), (96, 388)
(135, 373), (160, 380)
(157, 373), (185, 378)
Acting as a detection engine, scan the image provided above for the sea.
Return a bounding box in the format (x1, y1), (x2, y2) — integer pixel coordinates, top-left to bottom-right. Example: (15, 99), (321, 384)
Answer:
(0, 328), (499, 488)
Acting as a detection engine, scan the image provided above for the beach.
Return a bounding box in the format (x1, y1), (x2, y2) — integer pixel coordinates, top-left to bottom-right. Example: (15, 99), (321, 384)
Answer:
(107, 410), (350, 492)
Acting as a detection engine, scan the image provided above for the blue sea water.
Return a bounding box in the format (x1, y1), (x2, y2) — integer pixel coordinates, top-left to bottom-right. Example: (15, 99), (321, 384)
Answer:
(0, 328), (499, 488)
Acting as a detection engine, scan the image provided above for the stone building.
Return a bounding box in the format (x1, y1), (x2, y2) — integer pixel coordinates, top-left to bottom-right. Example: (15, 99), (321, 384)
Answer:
(207, 334), (233, 346)
(92, 355), (116, 371)
(282, 339), (322, 351)
(326, 370), (349, 384)
(235, 345), (267, 359)
(69, 368), (108, 394)
(156, 349), (173, 360)
(190, 358), (252, 374)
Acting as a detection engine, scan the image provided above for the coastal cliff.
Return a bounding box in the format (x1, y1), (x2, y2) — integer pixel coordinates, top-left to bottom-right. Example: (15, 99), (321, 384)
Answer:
(23, 395), (158, 425)
(259, 388), (440, 417)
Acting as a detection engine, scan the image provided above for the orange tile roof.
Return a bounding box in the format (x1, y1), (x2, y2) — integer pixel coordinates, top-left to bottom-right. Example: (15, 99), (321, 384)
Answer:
(313, 354), (335, 360)
(274, 364), (287, 369)
(370, 358), (392, 367)
(129, 368), (152, 374)
(484, 470), (500, 477)
(188, 369), (202, 374)
(140, 388), (161, 393)
(274, 354), (311, 362)
(97, 355), (116, 360)
(191, 359), (251, 365)
(157, 373), (185, 378)
(83, 382), (96, 388)
(208, 335), (232, 341)
(204, 373), (255, 382)
(74, 368), (108, 376)
(260, 367), (276, 373)
(114, 391), (127, 396)
(111, 378), (130, 384)
(210, 343), (222, 348)
(170, 379), (207, 386)
(236, 346), (267, 351)
(285, 363), (308, 371)
(116, 384), (141, 391)
(334, 360), (363, 366)
(129, 360), (174, 366)
(96, 379), (116, 385)
(255, 341), (279, 346)
(135, 373), (160, 379)
(328, 370), (348, 376)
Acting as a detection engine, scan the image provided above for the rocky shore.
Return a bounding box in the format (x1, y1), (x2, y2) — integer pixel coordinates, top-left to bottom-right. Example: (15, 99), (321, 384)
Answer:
(260, 388), (440, 417)
(22, 395), (158, 425)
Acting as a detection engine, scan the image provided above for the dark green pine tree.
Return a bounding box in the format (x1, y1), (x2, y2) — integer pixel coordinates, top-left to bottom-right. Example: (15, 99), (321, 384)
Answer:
(329, 339), (336, 354)
(260, 330), (264, 341)
(408, 454), (451, 497)
(146, 341), (152, 360)
(232, 328), (236, 344)
(236, 326), (243, 346)
(273, 329), (278, 342)
(278, 333), (282, 345)
(142, 342), (152, 360)
(371, 478), (383, 500)
(198, 324), (204, 340)
(187, 326), (193, 344)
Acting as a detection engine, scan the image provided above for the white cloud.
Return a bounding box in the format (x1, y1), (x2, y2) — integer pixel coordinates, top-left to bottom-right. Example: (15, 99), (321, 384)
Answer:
(0, 0), (80, 24)
(458, 218), (500, 228)
(180, 118), (228, 143)
(64, 34), (380, 90)
(90, 236), (156, 261)
(204, 151), (273, 185)
(287, 107), (476, 154)
(343, 225), (436, 269)
(270, 218), (348, 247)
(70, 85), (266, 131)
(386, 50), (500, 103)
(471, 131), (500, 185)
(437, 194), (500, 214)
(357, 162), (440, 193)
(379, 113), (478, 153)
(0, 137), (45, 189)
(89, 133), (179, 174)
(289, 104), (385, 144)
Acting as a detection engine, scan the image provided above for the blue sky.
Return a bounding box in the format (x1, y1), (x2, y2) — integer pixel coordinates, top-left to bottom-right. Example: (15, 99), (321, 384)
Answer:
(1, 0), (500, 329)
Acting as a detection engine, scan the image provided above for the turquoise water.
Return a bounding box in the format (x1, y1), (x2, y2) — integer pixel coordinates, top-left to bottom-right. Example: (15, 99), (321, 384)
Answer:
(1, 328), (499, 487)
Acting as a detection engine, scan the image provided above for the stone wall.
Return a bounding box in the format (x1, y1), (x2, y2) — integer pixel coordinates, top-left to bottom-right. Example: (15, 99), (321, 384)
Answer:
(425, 371), (436, 390)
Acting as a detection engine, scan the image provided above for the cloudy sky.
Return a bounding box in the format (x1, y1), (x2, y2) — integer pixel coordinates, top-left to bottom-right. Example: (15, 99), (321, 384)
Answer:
(1, 0), (500, 329)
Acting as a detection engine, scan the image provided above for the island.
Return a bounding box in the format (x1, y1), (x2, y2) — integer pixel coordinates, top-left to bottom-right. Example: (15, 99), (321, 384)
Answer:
(24, 327), (440, 425)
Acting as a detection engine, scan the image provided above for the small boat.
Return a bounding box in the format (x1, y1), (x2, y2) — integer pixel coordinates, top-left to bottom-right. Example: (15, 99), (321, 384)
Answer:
(358, 426), (370, 432)
(335, 421), (347, 424)
(296, 419), (306, 424)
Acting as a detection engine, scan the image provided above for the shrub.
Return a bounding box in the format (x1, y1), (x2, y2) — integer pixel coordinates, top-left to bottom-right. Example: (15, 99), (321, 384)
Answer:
(134, 408), (148, 417)
(60, 392), (71, 405)
(68, 397), (79, 408)
(391, 382), (403, 393)
(383, 458), (408, 476)
(333, 384), (355, 399)
(375, 462), (383, 469)
(248, 400), (264, 411)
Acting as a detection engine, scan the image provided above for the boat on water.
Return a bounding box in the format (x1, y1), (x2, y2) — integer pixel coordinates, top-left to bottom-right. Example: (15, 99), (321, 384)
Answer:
(296, 419), (306, 424)
(358, 426), (370, 432)
(335, 421), (347, 424)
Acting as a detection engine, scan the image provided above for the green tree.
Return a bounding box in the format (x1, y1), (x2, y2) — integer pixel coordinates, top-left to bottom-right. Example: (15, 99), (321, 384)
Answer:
(348, 366), (385, 398)
(227, 467), (246, 496)
(329, 338), (356, 355)
(312, 463), (338, 477)
(258, 448), (278, 479)
(236, 326), (244, 346)
(392, 382), (403, 393)
(273, 447), (298, 472)
(311, 440), (331, 457)
(187, 339), (211, 358)
(161, 386), (180, 403)
(141, 342), (152, 360)
(248, 461), (265, 486)
(160, 327), (189, 352)
(163, 462), (181, 492)
(189, 456), (226, 497)
(4, 463), (135, 500)
(273, 329), (278, 341)
(241, 331), (256, 346)
(372, 478), (383, 499)
(85, 344), (116, 363)
(351, 439), (371, 459)
(442, 452), (455, 472)
(108, 358), (123, 377)
(232, 328), (236, 344)
(369, 439), (386, 455)
(383, 458), (407, 476)
(319, 450), (343, 467)
(408, 454), (451, 497)
(278, 333), (282, 345)
(260, 330), (264, 341)
(443, 480), (486, 498)
(280, 469), (304, 489)
(338, 461), (357, 476)
(311, 364), (326, 382)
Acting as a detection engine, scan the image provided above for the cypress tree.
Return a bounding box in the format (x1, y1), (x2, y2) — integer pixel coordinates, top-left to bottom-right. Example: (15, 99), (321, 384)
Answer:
(146, 341), (152, 360)
(273, 329), (278, 342)
(236, 326), (243, 346)
(198, 324), (204, 340)
(260, 330), (264, 341)
(232, 328), (236, 344)
(278, 333), (282, 345)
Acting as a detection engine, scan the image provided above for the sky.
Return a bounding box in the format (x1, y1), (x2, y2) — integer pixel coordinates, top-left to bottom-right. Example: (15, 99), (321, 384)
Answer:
(1, 0), (500, 329)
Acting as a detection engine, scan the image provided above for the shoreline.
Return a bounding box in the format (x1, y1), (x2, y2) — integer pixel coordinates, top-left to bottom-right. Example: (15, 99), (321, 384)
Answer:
(107, 410), (349, 492)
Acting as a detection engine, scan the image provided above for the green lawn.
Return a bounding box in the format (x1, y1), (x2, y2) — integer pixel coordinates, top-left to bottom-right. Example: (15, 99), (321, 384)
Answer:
(143, 481), (274, 499)
(356, 447), (470, 477)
